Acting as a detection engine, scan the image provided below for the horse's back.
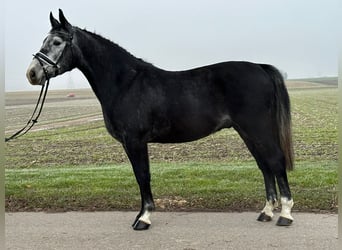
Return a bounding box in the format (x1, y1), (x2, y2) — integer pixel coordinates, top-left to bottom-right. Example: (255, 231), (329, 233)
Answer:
(147, 61), (276, 143)
(160, 61), (276, 118)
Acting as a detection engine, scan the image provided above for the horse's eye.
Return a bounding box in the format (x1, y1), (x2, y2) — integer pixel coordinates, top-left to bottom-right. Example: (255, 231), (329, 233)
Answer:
(53, 40), (62, 46)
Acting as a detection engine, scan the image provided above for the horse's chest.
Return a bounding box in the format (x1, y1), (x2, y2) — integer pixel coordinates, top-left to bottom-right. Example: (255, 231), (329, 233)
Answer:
(102, 110), (126, 142)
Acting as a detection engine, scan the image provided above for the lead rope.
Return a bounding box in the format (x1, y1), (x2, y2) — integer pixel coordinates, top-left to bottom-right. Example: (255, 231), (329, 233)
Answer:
(5, 80), (50, 142)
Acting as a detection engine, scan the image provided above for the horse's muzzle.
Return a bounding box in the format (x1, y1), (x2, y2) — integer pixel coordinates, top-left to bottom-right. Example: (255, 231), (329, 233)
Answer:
(26, 59), (46, 85)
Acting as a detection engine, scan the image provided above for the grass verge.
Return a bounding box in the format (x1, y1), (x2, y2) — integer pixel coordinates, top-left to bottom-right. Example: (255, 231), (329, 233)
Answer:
(5, 161), (337, 213)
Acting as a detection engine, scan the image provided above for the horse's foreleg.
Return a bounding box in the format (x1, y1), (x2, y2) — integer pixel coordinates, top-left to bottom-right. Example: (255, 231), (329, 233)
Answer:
(123, 141), (155, 230)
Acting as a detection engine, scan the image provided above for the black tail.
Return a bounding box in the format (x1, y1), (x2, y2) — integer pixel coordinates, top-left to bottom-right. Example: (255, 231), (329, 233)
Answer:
(261, 64), (294, 170)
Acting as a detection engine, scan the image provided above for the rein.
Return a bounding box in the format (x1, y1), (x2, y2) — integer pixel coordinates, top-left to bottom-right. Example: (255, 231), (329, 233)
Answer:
(5, 52), (55, 142)
(5, 80), (50, 142)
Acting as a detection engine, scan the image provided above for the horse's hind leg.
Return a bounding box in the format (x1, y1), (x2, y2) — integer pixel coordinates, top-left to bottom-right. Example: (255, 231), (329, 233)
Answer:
(235, 124), (294, 226)
(239, 136), (279, 222)
(123, 140), (155, 230)
(258, 168), (278, 222)
(263, 154), (293, 226)
(255, 141), (294, 226)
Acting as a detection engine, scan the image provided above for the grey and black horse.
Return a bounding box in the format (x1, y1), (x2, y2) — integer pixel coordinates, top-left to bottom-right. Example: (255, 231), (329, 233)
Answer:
(27, 9), (294, 230)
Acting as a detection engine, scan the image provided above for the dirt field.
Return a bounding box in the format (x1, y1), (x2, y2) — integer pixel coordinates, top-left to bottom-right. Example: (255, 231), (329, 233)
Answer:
(5, 88), (102, 133)
(5, 78), (336, 134)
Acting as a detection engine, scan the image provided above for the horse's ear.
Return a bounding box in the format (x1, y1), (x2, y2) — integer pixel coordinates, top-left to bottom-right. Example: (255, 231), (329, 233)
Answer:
(50, 12), (60, 28)
(58, 9), (72, 30)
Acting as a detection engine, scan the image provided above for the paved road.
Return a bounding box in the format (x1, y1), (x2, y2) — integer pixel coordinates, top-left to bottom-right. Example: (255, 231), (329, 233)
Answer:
(6, 212), (337, 250)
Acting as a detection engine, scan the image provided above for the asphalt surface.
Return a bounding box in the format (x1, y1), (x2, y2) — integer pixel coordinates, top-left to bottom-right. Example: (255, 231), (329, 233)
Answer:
(6, 212), (337, 250)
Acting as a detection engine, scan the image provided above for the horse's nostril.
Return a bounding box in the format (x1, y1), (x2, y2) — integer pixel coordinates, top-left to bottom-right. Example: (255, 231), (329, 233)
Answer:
(29, 70), (36, 79)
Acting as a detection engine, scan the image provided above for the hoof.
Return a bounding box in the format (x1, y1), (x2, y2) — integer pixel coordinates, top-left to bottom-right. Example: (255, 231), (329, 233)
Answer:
(132, 220), (151, 230)
(276, 216), (293, 226)
(257, 212), (272, 222)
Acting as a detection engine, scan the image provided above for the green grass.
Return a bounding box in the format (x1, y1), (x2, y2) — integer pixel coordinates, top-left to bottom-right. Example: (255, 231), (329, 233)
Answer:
(5, 88), (338, 212)
(6, 161), (337, 212)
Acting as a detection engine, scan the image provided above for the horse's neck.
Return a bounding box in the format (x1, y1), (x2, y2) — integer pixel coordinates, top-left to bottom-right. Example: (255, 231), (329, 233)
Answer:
(74, 29), (138, 101)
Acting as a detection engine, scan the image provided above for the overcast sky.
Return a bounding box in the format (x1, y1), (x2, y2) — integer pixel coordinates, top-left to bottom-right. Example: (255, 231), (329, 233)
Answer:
(5, 0), (339, 91)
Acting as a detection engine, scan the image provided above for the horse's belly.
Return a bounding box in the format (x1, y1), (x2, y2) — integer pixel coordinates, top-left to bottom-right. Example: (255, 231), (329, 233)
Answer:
(152, 131), (214, 143)
(151, 114), (232, 143)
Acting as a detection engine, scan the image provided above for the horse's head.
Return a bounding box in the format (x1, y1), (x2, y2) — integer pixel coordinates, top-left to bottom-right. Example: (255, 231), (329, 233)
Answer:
(26, 9), (75, 85)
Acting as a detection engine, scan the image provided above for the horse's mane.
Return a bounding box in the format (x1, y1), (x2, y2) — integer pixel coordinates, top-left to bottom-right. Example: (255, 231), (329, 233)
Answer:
(80, 28), (154, 68)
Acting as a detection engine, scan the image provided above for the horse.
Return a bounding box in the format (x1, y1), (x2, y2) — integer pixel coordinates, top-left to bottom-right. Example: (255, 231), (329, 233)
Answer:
(26, 9), (294, 230)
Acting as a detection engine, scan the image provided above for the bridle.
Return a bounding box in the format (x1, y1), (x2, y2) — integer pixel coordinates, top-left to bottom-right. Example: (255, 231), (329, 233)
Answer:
(5, 30), (74, 142)
(33, 30), (74, 79)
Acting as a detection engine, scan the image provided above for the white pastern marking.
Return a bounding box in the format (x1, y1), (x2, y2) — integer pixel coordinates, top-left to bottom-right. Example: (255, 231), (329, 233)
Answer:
(138, 210), (152, 225)
(280, 197), (294, 220)
(261, 200), (276, 218)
